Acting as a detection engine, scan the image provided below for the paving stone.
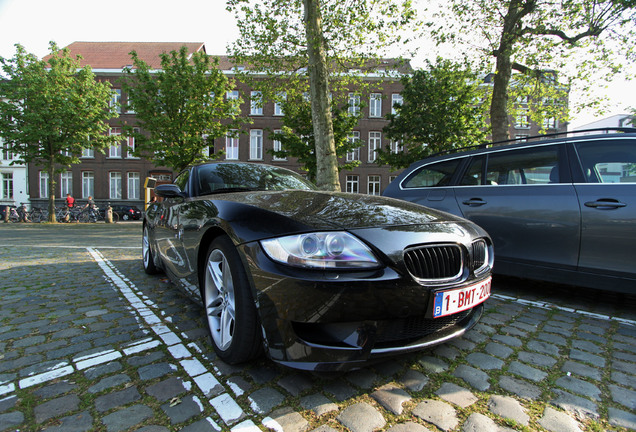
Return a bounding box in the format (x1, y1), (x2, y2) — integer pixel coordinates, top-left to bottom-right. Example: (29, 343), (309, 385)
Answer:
(161, 395), (203, 424)
(226, 375), (252, 397)
(508, 360), (547, 382)
(277, 373), (313, 396)
(550, 389), (599, 419)
(561, 361), (602, 381)
(538, 407), (583, 432)
(488, 395), (529, 425)
(608, 407), (636, 430)
(95, 386), (142, 412)
(574, 330), (606, 344)
(492, 334), (523, 348)
(400, 369), (429, 392)
(418, 356), (448, 373)
(466, 352), (504, 370)
(311, 426), (339, 432)
(461, 412), (502, 432)
(555, 375), (601, 400)
(0, 411), (24, 432)
(536, 332), (567, 347)
(146, 377), (188, 402)
(569, 349), (605, 368)
(101, 404), (154, 432)
(346, 368), (378, 389)
(526, 340), (560, 356)
(40, 411), (94, 432)
(88, 374), (131, 394)
(264, 407), (310, 432)
(324, 379), (356, 401)
(137, 362), (177, 381)
(433, 344), (461, 360)
(498, 376), (541, 400)
(180, 419), (219, 432)
(33, 380), (78, 399)
(371, 383), (411, 415)
(517, 351), (557, 368)
(128, 351), (166, 367)
(386, 422), (432, 432)
(571, 339), (603, 354)
(453, 364), (490, 391)
(611, 370), (636, 389)
(609, 384), (636, 410)
(84, 361), (123, 380)
(412, 400), (458, 431)
(613, 359), (636, 375)
(614, 350), (636, 363)
(500, 325), (527, 338)
(485, 342), (514, 359)
(247, 364), (280, 384)
(300, 393), (339, 416)
(436, 382), (477, 408)
(337, 402), (386, 432)
(249, 387), (285, 414)
(34, 394), (80, 423)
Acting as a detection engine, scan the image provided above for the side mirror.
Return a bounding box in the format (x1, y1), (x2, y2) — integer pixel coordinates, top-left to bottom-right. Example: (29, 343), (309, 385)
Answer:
(155, 184), (186, 199)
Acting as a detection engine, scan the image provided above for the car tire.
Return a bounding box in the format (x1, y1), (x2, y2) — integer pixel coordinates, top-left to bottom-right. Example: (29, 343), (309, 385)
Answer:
(203, 235), (262, 364)
(142, 225), (159, 275)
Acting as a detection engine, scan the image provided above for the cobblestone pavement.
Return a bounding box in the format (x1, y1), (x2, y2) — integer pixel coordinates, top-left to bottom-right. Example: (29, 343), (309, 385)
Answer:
(1, 224), (635, 432)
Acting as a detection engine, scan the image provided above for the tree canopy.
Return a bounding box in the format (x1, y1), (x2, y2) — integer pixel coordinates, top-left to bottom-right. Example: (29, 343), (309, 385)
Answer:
(0, 42), (118, 222)
(228, 0), (420, 190)
(377, 59), (490, 169)
(269, 97), (363, 181)
(427, 0), (636, 141)
(122, 46), (244, 172)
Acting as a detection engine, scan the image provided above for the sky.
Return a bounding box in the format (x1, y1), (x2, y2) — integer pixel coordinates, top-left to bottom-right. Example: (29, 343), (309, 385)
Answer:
(0, 0), (634, 129)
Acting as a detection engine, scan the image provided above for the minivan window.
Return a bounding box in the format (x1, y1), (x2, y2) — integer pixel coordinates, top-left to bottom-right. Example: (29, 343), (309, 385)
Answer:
(575, 140), (636, 184)
(402, 158), (463, 188)
(484, 145), (560, 185)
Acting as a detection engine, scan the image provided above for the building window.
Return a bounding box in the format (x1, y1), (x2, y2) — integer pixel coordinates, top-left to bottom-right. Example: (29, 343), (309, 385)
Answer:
(348, 93), (360, 116)
(272, 130), (286, 161)
(346, 132), (360, 162)
(250, 129), (263, 160)
(109, 172), (122, 200)
(227, 90), (240, 114)
(391, 93), (403, 115)
(368, 131), (381, 162)
(346, 175), (359, 194)
(82, 147), (94, 158)
(60, 171), (72, 196)
(2, 138), (13, 160)
(515, 134), (529, 142)
(226, 131), (239, 160)
(250, 91), (263, 116)
(82, 171), (94, 198)
(111, 89), (122, 113)
(543, 117), (557, 129)
(274, 92), (286, 116)
(390, 140), (403, 154)
(369, 93), (382, 118)
(1, 173), (13, 200)
(126, 128), (139, 158)
(128, 172), (140, 200)
(368, 175), (381, 195)
(39, 171), (49, 198)
(109, 128), (122, 158)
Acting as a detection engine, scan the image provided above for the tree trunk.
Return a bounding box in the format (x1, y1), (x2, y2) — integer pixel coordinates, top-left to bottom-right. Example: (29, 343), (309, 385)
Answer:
(303, 0), (341, 191)
(47, 163), (57, 223)
(490, 52), (513, 143)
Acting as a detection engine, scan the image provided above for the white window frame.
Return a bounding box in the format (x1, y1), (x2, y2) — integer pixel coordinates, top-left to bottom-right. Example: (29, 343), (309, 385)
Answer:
(128, 172), (140, 200)
(39, 171), (49, 198)
(82, 147), (94, 158)
(348, 93), (360, 116)
(109, 172), (122, 200)
(368, 131), (381, 162)
(249, 129), (263, 160)
(227, 90), (240, 114)
(82, 171), (94, 199)
(346, 131), (360, 162)
(60, 171), (72, 196)
(250, 91), (263, 116)
(126, 128), (139, 159)
(109, 128), (122, 158)
(369, 93), (382, 118)
(1, 172), (13, 200)
(368, 175), (381, 195)
(274, 92), (286, 116)
(391, 93), (403, 115)
(346, 175), (359, 194)
(272, 130), (286, 161)
(111, 89), (121, 113)
(226, 131), (239, 160)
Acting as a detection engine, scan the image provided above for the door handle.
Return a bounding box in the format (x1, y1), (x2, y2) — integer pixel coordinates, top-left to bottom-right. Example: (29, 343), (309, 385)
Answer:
(462, 198), (487, 207)
(584, 199), (627, 209)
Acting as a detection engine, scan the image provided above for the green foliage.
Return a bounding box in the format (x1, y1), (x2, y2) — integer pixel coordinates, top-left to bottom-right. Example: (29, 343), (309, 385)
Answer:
(377, 59), (490, 169)
(426, 0), (636, 140)
(122, 46), (245, 172)
(268, 97), (362, 181)
(0, 42), (118, 221)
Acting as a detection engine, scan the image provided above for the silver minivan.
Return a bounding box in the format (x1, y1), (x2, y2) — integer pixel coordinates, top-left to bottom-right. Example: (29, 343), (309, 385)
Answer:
(383, 130), (636, 293)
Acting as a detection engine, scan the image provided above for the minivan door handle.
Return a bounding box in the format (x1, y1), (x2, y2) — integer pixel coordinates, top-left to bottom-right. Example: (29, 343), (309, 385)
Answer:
(584, 198), (627, 209)
(462, 198), (487, 207)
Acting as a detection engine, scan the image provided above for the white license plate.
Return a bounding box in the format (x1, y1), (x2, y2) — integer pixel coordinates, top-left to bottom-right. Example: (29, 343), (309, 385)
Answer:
(432, 277), (492, 318)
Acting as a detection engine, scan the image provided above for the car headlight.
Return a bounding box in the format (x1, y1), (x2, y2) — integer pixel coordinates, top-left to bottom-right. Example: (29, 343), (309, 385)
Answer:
(261, 232), (380, 269)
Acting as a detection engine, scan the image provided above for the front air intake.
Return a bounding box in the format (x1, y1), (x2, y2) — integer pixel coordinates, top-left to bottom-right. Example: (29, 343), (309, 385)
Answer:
(404, 244), (463, 283)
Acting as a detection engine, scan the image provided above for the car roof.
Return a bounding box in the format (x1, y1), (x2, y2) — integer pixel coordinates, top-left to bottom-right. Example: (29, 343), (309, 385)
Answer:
(405, 128), (636, 169)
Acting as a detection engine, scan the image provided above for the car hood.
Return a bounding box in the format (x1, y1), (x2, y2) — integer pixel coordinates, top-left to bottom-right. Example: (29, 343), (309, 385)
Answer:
(213, 189), (468, 233)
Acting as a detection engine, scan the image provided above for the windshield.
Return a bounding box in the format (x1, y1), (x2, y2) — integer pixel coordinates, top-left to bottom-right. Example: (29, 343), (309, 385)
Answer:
(196, 163), (317, 196)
